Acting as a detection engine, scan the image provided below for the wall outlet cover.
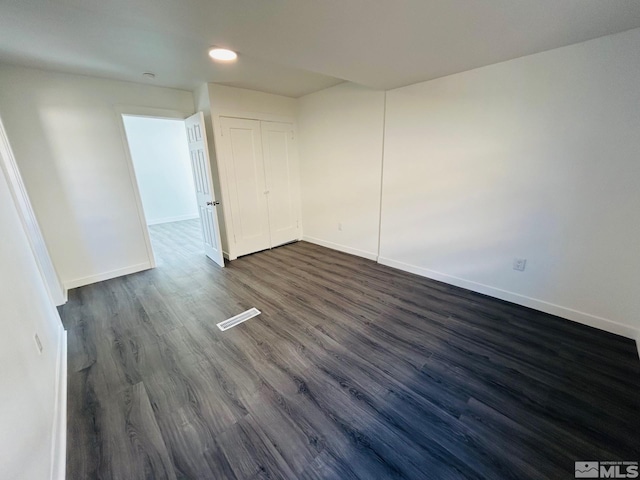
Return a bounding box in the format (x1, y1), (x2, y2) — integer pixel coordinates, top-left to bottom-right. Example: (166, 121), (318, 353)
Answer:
(34, 333), (43, 354)
(513, 258), (527, 271)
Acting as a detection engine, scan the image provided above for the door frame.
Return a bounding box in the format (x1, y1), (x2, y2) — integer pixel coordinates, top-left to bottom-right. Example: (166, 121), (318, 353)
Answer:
(115, 105), (194, 268)
(211, 110), (300, 260)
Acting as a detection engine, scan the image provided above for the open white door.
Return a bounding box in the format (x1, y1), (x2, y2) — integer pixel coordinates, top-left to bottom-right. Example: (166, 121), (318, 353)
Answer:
(185, 112), (225, 267)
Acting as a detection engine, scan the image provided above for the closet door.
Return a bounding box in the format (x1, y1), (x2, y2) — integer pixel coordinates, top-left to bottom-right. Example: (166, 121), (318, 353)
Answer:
(261, 121), (301, 247)
(219, 117), (271, 257)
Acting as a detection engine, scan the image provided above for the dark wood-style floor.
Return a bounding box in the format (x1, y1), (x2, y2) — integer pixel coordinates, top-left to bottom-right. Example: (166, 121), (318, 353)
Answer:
(60, 219), (640, 480)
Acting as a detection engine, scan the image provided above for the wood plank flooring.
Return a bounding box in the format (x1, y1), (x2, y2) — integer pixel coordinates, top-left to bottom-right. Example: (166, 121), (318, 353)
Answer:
(60, 219), (640, 479)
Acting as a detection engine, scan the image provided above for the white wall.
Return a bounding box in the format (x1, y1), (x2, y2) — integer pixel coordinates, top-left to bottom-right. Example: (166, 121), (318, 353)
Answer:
(0, 64), (194, 289)
(122, 116), (197, 225)
(208, 83), (298, 118)
(298, 82), (385, 259)
(0, 117), (66, 306)
(380, 28), (640, 337)
(0, 151), (66, 479)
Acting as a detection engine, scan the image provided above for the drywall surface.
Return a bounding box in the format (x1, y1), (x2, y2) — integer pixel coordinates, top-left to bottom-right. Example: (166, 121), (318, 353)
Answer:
(208, 83), (297, 119)
(298, 82), (385, 259)
(0, 116), (66, 306)
(122, 116), (197, 225)
(0, 64), (194, 288)
(0, 155), (65, 480)
(381, 28), (640, 336)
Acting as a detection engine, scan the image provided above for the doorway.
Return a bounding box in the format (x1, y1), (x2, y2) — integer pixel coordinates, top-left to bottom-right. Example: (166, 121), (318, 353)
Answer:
(121, 113), (224, 268)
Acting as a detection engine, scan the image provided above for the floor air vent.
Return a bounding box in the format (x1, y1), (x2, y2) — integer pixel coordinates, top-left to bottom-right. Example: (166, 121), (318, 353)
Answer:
(217, 308), (261, 331)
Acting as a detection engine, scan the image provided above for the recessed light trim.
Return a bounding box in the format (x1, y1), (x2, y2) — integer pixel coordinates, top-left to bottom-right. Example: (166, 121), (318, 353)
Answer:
(208, 47), (237, 62)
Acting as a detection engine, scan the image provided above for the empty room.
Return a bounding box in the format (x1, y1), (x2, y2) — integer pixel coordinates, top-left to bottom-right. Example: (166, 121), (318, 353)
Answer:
(0, 1), (639, 479)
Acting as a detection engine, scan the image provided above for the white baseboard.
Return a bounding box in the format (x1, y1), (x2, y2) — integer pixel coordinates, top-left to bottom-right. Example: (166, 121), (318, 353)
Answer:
(50, 327), (67, 480)
(54, 287), (68, 307)
(64, 262), (152, 290)
(303, 236), (378, 261)
(146, 213), (199, 225)
(378, 257), (639, 340)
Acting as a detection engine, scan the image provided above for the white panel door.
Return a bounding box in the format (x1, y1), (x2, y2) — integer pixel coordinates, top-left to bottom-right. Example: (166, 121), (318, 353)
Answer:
(219, 117), (271, 256)
(185, 112), (224, 267)
(261, 121), (301, 247)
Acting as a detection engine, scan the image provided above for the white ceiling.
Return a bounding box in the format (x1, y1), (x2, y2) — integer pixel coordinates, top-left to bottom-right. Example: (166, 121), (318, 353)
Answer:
(1, 0), (640, 97)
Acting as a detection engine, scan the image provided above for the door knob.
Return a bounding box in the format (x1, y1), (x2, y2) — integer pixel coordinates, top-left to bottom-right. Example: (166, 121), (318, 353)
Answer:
(207, 201), (220, 206)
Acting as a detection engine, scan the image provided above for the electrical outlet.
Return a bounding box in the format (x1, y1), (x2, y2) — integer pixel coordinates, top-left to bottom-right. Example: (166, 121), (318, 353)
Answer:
(513, 258), (527, 271)
(34, 333), (43, 354)
(338, 222), (343, 231)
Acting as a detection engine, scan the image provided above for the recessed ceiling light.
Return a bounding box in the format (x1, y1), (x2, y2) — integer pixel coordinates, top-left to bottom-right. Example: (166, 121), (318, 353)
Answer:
(142, 72), (156, 79)
(208, 47), (237, 62)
